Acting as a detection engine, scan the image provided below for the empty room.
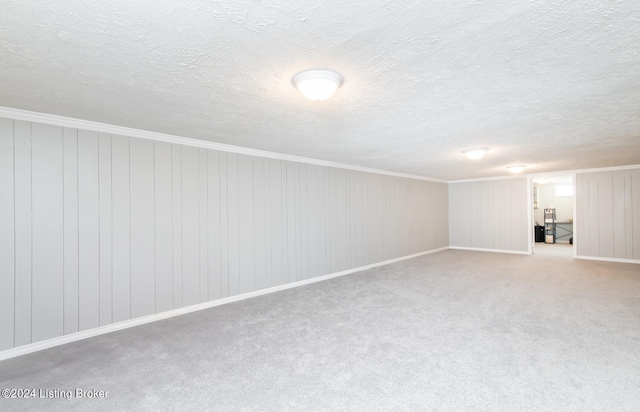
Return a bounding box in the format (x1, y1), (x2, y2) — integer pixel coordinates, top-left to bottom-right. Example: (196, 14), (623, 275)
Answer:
(1, 1), (639, 411)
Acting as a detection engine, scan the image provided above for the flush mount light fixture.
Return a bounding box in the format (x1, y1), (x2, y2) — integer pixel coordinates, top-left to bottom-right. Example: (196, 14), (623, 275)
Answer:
(507, 164), (527, 173)
(292, 69), (343, 101)
(462, 147), (489, 160)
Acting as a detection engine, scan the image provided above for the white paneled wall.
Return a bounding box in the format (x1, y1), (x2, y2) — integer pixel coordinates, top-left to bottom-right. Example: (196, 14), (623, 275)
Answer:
(576, 169), (640, 260)
(449, 179), (529, 253)
(0, 117), (449, 351)
(0, 118), (15, 350)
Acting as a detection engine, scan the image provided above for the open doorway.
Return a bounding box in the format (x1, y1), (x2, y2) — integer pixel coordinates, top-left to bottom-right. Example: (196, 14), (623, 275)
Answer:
(532, 175), (575, 257)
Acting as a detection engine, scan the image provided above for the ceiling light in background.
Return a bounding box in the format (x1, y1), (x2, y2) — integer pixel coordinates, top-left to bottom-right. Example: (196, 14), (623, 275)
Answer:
(507, 164), (527, 173)
(293, 70), (343, 101)
(462, 147), (489, 160)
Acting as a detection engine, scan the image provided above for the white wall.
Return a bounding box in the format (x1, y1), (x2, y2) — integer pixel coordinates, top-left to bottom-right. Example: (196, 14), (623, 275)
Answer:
(533, 183), (574, 224)
(576, 168), (640, 261)
(449, 178), (529, 253)
(0, 117), (449, 351)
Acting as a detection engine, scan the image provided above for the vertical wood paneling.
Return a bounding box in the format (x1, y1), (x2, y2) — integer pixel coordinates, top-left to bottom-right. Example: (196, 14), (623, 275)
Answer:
(458, 183), (469, 246)
(497, 181), (506, 250)
(199, 149), (208, 302)
(587, 175), (600, 256)
(316, 166), (329, 276)
(98, 133), (112, 326)
(387, 177), (397, 258)
(261, 158), (272, 288)
(306, 165), (319, 277)
(374, 174), (384, 259)
(129, 138), (155, 318)
(402, 180), (411, 254)
(219, 152), (229, 296)
(154, 142), (173, 313)
(624, 174), (634, 259)
(0, 118), (14, 350)
(299, 164), (309, 279)
(480, 182), (492, 248)
(597, 173), (614, 257)
(62, 128), (79, 334)
(351, 171), (362, 267)
(458, 184), (469, 246)
(576, 174), (590, 256)
(227, 153), (240, 296)
(180, 146), (200, 306)
(335, 169), (349, 271)
(77, 130), (100, 331)
(448, 183), (456, 245)
(390, 177), (398, 257)
(111, 135), (131, 322)
(380, 176), (389, 259)
(493, 181), (504, 250)
(612, 172), (627, 259)
(403, 180), (411, 251)
(1, 116), (453, 351)
(253, 157), (266, 290)
(14, 120), (32, 346)
(449, 179), (527, 252)
(375, 175), (382, 255)
(238, 154), (255, 294)
(31, 123), (64, 342)
(633, 172), (640, 259)
(207, 151), (221, 300)
(360, 173), (371, 264)
(286, 162), (296, 282)
(576, 169), (640, 260)
(418, 181), (428, 251)
(360, 172), (370, 264)
(512, 180), (527, 251)
(328, 169), (340, 272)
(171, 144), (183, 308)
(471, 183), (480, 247)
(403, 179), (411, 252)
(269, 159), (286, 286)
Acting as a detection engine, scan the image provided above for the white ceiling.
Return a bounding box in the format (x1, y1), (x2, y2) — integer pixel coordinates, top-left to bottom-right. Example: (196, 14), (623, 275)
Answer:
(1, 0), (639, 180)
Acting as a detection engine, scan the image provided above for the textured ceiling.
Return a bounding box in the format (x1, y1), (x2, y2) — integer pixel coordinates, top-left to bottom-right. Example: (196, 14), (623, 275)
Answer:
(1, 0), (639, 180)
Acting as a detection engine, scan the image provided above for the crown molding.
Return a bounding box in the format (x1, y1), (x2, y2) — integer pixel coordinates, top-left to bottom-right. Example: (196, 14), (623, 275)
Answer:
(449, 175), (527, 183)
(450, 164), (640, 183)
(0, 106), (446, 183)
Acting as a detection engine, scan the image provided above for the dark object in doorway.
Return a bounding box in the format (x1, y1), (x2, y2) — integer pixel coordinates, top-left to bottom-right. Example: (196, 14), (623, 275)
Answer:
(570, 237), (573, 245)
(535, 225), (545, 242)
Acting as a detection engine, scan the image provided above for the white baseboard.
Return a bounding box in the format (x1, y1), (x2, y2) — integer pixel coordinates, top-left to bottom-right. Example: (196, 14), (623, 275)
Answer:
(0, 246), (449, 362)
(449, 246), (530, 255)
(575, 255), (640, 265)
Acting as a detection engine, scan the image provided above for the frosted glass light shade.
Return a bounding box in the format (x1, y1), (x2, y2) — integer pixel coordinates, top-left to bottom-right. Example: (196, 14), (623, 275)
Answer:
(463, 147), (489, 159)
(293, 70), (343, 101)
(507, 164), (526, 173)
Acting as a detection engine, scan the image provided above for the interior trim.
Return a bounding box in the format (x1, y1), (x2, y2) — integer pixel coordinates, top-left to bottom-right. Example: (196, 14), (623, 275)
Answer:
(0, 246), (449, 361)
(0, 106), (445, 183)
(575, 255), (640, 265)
(450, 164), (640, 183)
(449, 246), (531, 255)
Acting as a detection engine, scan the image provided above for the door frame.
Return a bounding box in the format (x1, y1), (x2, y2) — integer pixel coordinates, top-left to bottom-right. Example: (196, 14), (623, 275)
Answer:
(527, 173), (577, 257)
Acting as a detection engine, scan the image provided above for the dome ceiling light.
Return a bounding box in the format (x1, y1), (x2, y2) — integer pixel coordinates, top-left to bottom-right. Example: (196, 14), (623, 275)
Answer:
(292, 70), (343, 101)
(507, 164), (527, 173)
(462, 147), (489, 160)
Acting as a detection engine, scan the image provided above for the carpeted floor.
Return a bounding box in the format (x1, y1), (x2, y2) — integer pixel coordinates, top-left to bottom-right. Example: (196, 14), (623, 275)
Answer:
(1, 249), (639, 411)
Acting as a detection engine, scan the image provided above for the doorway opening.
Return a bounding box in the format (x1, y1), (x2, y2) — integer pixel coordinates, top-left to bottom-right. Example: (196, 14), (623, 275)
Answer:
(531, 175), (575, 257)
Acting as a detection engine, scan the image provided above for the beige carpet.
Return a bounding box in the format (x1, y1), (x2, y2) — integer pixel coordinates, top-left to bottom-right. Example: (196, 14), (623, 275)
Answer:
(1, 249), (639, 411)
